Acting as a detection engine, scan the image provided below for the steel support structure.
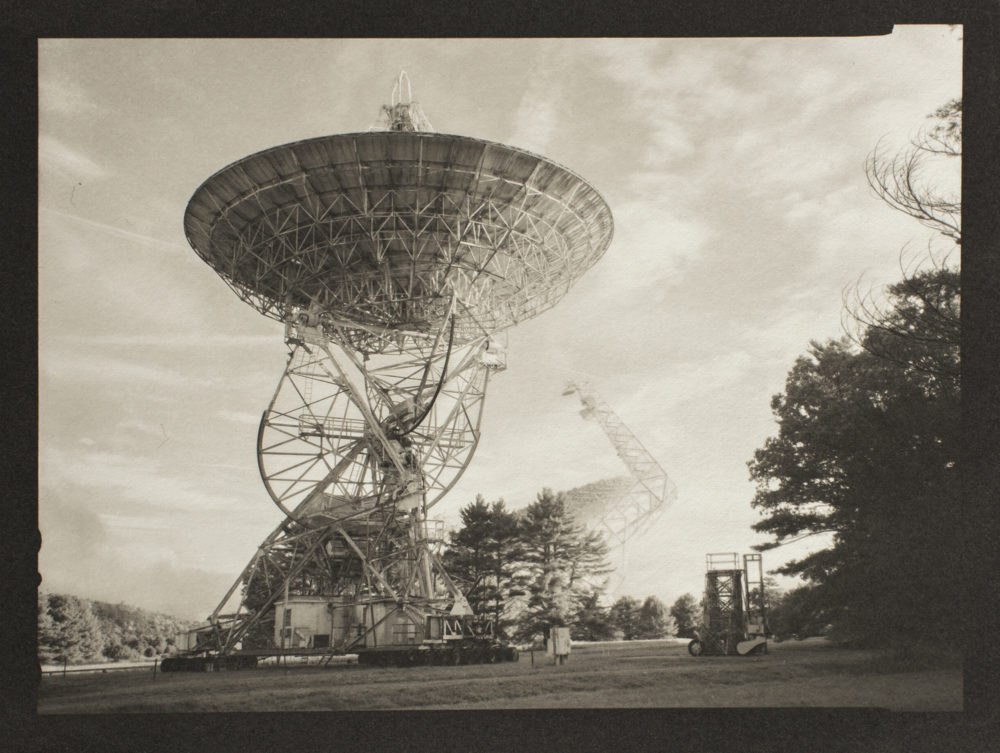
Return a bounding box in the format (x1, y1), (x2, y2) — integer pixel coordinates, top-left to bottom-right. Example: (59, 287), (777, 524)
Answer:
(563, 382), (676, 547)
(204, 318), (503, 653)
(742, 552), (767, 638)
(702, 553), (744, 656)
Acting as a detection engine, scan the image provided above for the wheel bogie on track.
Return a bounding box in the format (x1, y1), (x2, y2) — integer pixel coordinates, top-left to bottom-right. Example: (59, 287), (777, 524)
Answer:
(159, 655), (259, 672)
(164, 639), (519, 672)
(355, 640), (519, 668)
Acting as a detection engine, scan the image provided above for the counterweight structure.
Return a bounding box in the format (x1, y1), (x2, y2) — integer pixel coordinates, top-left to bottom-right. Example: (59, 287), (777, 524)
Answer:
(174, 77), (613, 667)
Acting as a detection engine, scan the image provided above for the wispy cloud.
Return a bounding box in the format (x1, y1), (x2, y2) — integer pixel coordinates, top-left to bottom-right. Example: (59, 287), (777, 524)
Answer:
(593, 199), (711, 295)
(39, 135), (109, 181)
(39, 207), (186, 253)
(506, 82), (559, 157)
(40, 446), (248, 515)
(217, 409), (261, 425)
(48, 332), (278, 348)
(100, 513), (173, 531)
(39, 349), (218, 389)
(115, 419), (168, 439)
(39, 76), (101, 117)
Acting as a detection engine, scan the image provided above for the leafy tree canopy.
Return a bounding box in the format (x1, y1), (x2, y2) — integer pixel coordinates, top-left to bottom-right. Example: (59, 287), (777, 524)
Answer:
(608, 596), (642, 641)
(636, 596), (672, 639)
(38, 592), (195, 665)
(669, 594), (700, 639)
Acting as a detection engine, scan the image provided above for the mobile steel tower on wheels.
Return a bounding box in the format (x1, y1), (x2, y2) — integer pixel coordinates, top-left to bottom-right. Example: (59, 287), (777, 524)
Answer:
(165, 75), (614, 670)
(687, 552), (769, 657)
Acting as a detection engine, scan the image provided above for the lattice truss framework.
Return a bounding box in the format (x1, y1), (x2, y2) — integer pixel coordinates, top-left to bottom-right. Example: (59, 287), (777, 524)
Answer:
(260, 323), (498, 519)
(701, 553), (746, 656)
(564, 382), (677, 547)
(184, 132), (613, 355)
(205, 510), (464, 654)
(206, 320), (502, 652)
(704, 570), (742, 653)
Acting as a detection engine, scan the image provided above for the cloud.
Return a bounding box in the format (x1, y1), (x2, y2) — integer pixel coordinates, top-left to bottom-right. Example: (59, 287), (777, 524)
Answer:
(611, 349), (759, 425)
(217, 409), (261, 425)
(38, 488), (109, 557)
(39, 207), (185, 253)
(38, 542), (238, 622)
(40, 446), (247, 515)
(100, 513), (173, 531)
(505, 71), (560, 156)
(592, 199), (711, 295)
(590, 40), (762, 169)
(115, 419), (167, 438)
(39, 75), (101, 117)
(48, 332), (278, 348)
(38, 135), (109, 181)
(38, 445), (279, 613)
(39, 349), (217, 390)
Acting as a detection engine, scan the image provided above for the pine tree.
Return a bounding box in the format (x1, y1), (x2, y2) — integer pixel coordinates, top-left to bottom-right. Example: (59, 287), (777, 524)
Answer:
(37, 592), (61, 664)
(608, 596), (641, 640)
(569, 589), (615, 641)
(513, 489), (611, 643)
(43, 593), (105, 664)
(483, 500), (526, 636)
(443, 496), (525, 635)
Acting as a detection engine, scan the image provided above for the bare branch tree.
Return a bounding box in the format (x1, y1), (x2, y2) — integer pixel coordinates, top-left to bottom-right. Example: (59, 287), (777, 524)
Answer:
(863, 99), (962, 244)
(919, 99), (962, 156)
(846, 101), (961, 397)
(842, 247), (960, 396)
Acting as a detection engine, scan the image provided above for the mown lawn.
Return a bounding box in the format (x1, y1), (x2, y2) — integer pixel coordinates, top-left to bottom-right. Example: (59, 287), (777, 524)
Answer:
(37, 638), (961, 714)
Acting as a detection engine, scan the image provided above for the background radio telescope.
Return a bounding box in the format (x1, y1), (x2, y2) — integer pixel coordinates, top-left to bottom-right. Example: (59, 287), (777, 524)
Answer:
(182, 74), (614, 655)
(562, 381), (677, 595)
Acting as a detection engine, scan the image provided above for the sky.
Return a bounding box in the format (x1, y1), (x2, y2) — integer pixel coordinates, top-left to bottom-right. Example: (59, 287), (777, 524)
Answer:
(38, 31), (962, 621)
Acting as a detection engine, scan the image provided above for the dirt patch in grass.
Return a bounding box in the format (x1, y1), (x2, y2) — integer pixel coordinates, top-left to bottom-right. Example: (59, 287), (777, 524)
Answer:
(37, 638), (961, 714)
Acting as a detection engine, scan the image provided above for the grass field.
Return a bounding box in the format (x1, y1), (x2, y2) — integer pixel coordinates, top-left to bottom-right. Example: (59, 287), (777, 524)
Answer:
(37, 638), (962, 713)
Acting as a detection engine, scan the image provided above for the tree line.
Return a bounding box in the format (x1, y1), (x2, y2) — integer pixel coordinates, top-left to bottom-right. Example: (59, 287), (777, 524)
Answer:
(38, 486), (699, 666)
(38, 592), (195, 665)
(442, 488), (699, 644)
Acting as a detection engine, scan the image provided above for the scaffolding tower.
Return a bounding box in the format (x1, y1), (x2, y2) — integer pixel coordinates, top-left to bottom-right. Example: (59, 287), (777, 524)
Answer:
(689, 552), (769, 657)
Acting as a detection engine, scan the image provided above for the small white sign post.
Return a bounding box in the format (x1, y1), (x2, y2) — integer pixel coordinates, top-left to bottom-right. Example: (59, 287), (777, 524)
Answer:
(551, 627), (571, 665)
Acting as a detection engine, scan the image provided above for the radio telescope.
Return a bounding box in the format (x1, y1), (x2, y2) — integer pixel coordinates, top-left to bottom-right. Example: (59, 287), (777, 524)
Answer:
(562, 381), (677, 594)
(183, 74), (613, 657)
(562, 382), (675, 547)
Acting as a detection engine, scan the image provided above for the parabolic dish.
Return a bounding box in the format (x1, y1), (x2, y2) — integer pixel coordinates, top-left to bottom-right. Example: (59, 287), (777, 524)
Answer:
(184, 131), (613, 347)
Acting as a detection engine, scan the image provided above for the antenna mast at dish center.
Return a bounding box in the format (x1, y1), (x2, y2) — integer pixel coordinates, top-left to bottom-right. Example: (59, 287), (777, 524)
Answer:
(183, 72), (614, 654)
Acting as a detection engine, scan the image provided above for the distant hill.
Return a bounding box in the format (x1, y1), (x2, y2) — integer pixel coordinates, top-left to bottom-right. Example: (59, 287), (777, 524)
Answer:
(562, 476), (634, 525)
(38, 591), (197, 665)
